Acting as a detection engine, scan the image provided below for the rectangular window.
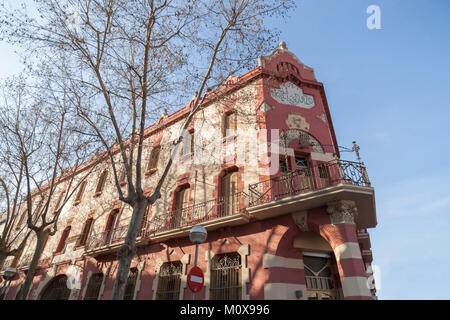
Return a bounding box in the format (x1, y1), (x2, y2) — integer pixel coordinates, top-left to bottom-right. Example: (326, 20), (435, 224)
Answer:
(174, 187), (190, 227)
(223, 113), (237, 137)
(220, 171), (239, 216)
(318, 163), (329, 187)
(95, 171), (108, 194)
(303, 253), (339, 300)
(210, 252), (242, 300)
(55, 227), (71, 253)
(53, 191), (64, 215)
(156, 262), (182, 300)
(74, 180), (88, 204)
(123, 268), (138, 300)
(78, 218), (93, 247)
(147, 146), (161, 172)
(180, 133), (194, 157)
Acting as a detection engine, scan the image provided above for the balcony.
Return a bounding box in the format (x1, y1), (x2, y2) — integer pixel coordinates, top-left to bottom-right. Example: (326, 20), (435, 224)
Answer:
(147, 192), (250, 242)
(84, 225), (149, 256)
(84, 192), (250, 254)
(247, 160), (377, 228)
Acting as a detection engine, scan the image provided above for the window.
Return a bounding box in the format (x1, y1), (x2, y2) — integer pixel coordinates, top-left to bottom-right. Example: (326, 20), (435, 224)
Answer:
(39, 275), (71, 300)
(123, 268), (138, 300)
(147, 146), (161, 172)
(318, 163), (329, 187)
(181, 132), (194, 157)
(95, 171), (108, 194)
(174, 187), (190, 227)
(279, 155), (290, 174)
(84, 273), (104, 300)
(16, 210), (27, 230)
(55, 226), (71, 253)
(138, 206), (149, 237)
(119, 167), (127, 185)
(210, 252), (242, 300)
(53, 191), (64, 214)
(156, 261), (182, 300)
(78, 218), (93, 247)
(32, 198), (44, 224)
(303, 253), (339, 300)
(104, 210), (119, 245)
(74, 180), (88, 204)
(294, 156), (313, 191)
(220, 171), (239, 216)
(222, 113), (237, 137)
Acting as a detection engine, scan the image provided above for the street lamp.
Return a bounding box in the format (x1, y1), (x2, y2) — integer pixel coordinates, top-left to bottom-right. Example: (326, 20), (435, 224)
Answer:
(1, 267), (16, 298)
(189, 225), (207, 300)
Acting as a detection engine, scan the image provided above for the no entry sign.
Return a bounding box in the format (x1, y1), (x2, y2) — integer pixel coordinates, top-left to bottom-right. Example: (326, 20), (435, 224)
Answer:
(187, 266), (204, 293)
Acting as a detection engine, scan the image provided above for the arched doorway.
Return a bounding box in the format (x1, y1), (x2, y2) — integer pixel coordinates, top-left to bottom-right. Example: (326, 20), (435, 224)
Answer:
(39, 275), (71, 300)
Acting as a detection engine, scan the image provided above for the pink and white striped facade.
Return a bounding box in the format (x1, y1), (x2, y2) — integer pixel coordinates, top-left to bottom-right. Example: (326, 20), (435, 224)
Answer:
(0, 42), (377, 300)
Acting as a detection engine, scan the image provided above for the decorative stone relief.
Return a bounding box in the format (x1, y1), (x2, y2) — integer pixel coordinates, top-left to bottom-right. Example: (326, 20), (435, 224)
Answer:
(327, 200), (357, 225)
(270, 82), (315, 109)
(286, 114), (310, 131)
(291, 211), (308, 231)
(52, 242), (84, 264)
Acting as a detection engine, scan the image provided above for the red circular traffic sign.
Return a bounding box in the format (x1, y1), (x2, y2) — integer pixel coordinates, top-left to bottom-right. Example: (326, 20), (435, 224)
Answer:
(187, 266), (204, 293)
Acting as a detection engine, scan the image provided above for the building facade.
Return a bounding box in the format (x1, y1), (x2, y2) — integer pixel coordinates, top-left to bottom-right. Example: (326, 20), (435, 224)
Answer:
(0, 43), (377, 300)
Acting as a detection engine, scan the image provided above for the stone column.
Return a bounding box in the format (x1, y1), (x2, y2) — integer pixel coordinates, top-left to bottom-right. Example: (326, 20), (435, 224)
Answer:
(326, 200), (371, 300)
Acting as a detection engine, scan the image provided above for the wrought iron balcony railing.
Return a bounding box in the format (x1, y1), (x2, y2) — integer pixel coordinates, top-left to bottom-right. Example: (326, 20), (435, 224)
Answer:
(85, 192), (249, 251)
(248, 159), (370, 207)
(147, 192), (249, 235)
(85, 225), (130, 251)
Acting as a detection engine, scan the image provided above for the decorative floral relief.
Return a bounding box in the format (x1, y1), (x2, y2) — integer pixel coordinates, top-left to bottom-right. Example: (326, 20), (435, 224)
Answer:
(326, 201), (357, 225)
(270, 82), (315, 109)
(286, 113), (310, 131)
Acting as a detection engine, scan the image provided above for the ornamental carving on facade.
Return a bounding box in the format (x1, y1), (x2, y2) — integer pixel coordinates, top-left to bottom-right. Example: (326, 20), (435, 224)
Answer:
(326, 200), (358, 225)
(292, 210), (308, 231)
(286, 113), (310, 131)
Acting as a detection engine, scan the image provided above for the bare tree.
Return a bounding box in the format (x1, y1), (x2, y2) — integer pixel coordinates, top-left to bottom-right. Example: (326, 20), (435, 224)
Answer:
(1, 0), (294, 299)
(0, 76), (98, 300)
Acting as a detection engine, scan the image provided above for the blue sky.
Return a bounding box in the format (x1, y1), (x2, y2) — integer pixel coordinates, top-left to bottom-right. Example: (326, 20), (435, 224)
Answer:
(1, 0), (449, 299)
(272, 0), (450, 299)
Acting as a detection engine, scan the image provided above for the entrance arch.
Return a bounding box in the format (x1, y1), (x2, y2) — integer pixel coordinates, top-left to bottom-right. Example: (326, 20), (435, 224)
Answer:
(39, 275), (71, 300)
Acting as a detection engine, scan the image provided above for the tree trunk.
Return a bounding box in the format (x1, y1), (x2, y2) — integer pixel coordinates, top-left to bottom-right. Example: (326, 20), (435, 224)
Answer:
(0, 251), (7, 271)
(15, 230), (48, 300)
(111, 200), (147, 300)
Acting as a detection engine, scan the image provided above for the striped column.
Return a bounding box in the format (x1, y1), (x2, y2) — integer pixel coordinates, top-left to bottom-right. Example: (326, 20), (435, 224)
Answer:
(262, 253), (307, 300)
(326, 200), (372, 300)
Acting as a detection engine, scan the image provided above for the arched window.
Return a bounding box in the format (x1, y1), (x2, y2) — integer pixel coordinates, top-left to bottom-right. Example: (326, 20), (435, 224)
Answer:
(84, 273), (104, 300)
(210, 252), (242, 300)
(40, 275), (71, 300)
(156, 262), (182, 300)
